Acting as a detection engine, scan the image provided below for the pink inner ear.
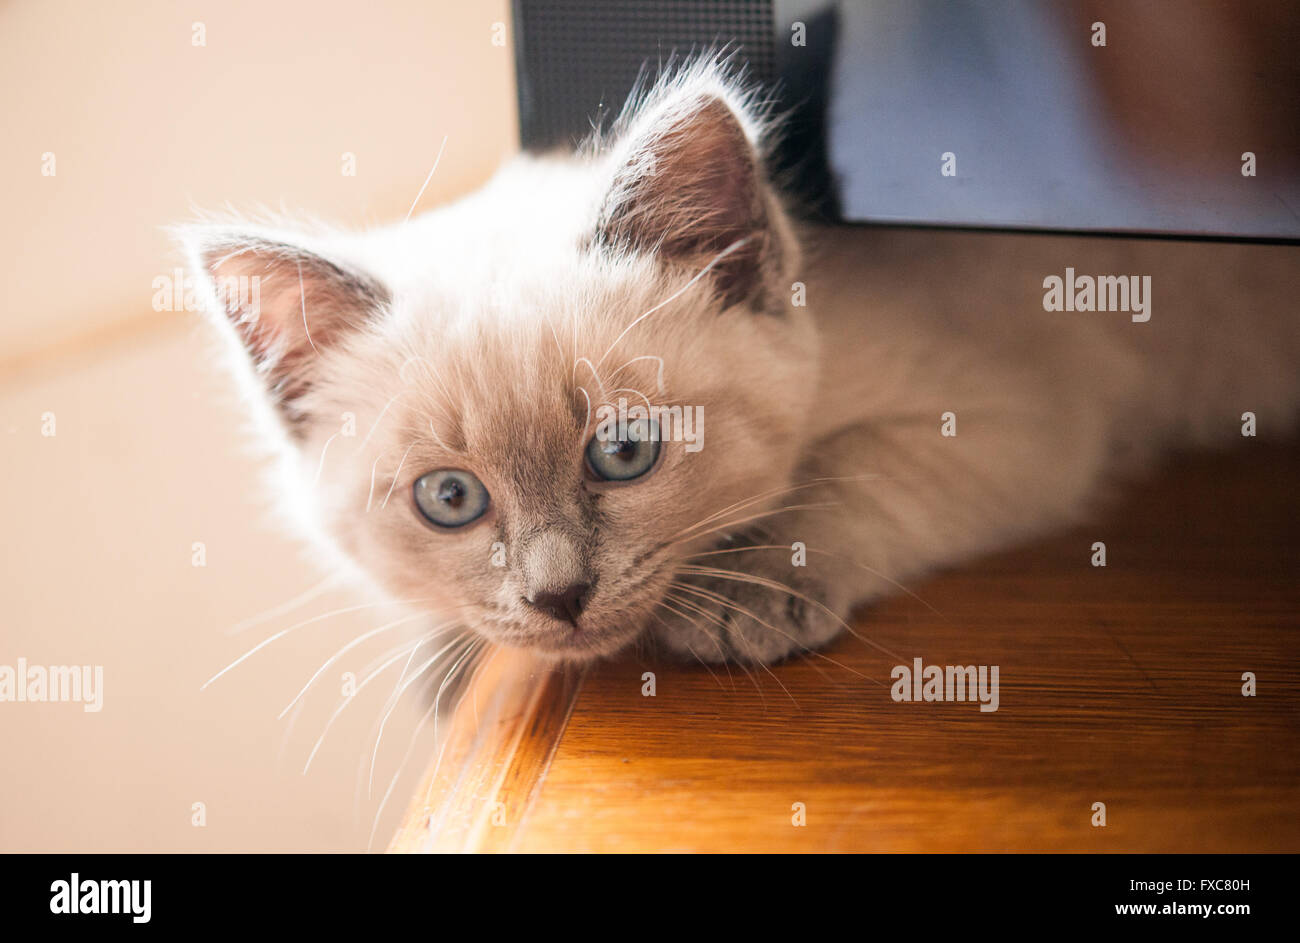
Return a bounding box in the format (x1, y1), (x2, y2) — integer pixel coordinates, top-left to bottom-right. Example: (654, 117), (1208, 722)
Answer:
(201, 240), (389, 414)
(599, 96), (770, 304)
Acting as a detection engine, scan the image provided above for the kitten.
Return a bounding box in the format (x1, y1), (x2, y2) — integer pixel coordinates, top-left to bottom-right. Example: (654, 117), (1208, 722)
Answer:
(180, 60), (1300, 666)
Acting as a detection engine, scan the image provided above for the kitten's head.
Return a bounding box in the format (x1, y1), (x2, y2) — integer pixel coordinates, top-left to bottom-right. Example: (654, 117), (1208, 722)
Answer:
(182, 62), (819, 661)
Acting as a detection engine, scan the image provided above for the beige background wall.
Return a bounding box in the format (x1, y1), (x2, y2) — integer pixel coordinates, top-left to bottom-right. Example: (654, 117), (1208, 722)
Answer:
(0, 0), (518, 851)
(1, 0), (516, 366)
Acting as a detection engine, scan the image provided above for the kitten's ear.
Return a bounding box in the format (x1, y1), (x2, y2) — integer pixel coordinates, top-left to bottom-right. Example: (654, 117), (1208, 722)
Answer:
(179, 226), (390, 431)
(596, 84), (794, 309)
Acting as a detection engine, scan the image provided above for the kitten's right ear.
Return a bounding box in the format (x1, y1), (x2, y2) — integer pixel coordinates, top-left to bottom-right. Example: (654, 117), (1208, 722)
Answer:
(178, 225), (390, 432)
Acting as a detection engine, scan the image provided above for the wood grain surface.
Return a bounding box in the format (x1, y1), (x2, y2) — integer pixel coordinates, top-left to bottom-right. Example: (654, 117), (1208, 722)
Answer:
(392, 443), (1299, 852)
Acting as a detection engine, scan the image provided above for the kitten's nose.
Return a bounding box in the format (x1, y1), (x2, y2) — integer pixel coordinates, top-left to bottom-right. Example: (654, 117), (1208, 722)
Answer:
(525, 582), (592, 626)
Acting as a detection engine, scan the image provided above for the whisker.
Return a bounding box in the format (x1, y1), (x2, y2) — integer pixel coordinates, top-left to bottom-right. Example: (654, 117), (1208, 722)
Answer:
(743, 637), (798, 707)
(594, 237), (751, 373)
(366, 633), (476, 799)
(224, 575), (337, 636)
(679, 564), (904, 670)
(575, 385), (592, 439)
(426, 418), (452, 452)
(201, 597), (438, 690)
(302, 636), (432, 774)
(403, 133), (448, 223)
(683, 544), (945, 619)
(670, 577), (863, 686)
(669, 474), (892, 544)
(606, 354), (665, 396)
(399, 354), (459, 420)
(357, 390), (406, 451)
(665, 580), (795, 697)
(607, 388), (653, 412)
(378, 438), (423, 510)
(311, 432), (340, 486)
(662, 589), (766, 702)
(366, 639), (485, 852)
(661, 503), (842, 554)
(367, 676), (439, 852)
(572, 356), (608, 402)
(276, 698), (306, 769)
(296, 259), (320, 355)
(278, 609), (460, 719)
(668, 581), (839, 689)
(365, 449), (383, 512)
(660, 591), (737, 675)
(542, 311), (566, 360)
(425, 643), (499, 807)
(651, 602), (729, 691)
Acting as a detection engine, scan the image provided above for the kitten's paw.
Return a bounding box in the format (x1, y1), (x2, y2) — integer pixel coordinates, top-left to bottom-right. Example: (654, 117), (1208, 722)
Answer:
(652, 555), (844, 665)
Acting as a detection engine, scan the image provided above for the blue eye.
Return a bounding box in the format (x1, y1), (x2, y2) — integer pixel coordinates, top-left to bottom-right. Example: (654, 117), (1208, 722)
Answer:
(412, 469), (490, 528)
(586, 418), (660, 482)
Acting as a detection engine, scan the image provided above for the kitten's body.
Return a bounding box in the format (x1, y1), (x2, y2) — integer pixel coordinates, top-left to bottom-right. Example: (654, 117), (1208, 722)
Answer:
(662, 225), (1300, 661)
(184, 62), (1300, 667)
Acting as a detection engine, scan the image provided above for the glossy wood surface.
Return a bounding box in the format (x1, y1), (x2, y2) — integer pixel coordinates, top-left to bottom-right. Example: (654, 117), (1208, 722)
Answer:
(393, 444), (1299, 852)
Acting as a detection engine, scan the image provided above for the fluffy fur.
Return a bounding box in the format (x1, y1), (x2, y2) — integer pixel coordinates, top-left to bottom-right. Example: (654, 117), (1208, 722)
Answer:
(180, 58), (1300, 666)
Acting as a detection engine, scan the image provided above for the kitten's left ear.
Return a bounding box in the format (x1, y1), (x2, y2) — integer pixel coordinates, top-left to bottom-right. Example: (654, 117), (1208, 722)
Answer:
(178, 225), (391, 433)
(595, 82), (797, 310)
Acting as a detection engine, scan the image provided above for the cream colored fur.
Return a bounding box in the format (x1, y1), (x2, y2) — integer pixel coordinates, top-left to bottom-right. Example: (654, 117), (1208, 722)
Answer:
(181, 60), (1300, 667)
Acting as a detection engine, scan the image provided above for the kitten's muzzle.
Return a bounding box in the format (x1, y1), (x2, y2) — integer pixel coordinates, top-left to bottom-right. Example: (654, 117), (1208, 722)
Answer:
(524, 581), (593, 627)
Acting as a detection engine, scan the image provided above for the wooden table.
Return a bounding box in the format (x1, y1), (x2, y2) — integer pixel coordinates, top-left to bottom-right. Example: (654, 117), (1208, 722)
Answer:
(391, 444), (1300, 852)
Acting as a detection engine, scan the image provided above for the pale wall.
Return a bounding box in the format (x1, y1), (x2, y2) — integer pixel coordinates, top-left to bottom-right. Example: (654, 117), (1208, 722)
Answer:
(0, 0), (518, 852)
(1, 0), (517, 365)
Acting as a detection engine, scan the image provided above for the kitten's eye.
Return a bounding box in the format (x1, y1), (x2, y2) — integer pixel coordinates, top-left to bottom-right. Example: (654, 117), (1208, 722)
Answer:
(586, 419), (660, 482)
(412, 469), (490, 529)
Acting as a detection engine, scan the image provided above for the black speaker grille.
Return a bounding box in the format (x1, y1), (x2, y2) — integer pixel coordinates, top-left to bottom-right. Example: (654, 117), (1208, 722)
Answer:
(514, 0), (776, 151)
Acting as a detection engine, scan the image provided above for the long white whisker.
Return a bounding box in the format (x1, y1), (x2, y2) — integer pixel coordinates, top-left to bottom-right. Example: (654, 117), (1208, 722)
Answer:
(426, 418), (451, 451)
(365, 448), (385, 512)
(302, 638), (429, 775)
(679, 565), (903, 669)
(276, 698), (306, 768)
(666, 581), (810, 700)
(662, 590), (762, 698)
(378, 438), (422, 510)
(278, 610), (448, 719)
(670, 580), (842, 689)
(664, 503), (842, 552)
(403, 134), (448, 223)
(542, 311), (566, 360)
(224, 576), (337, 636)
(370, 637), (484, 850)
(608, 387), (653, 412)
(367, 680), (441, 852)
(669, 474), (890, 543)
(684, 544), (944, 618)
(366, 633), (474, 799)
(651, 601), (729, 691)
(594, 237), (750, 372)
(607, 354), (665, 395)
(572, 357), (608, 402)
(297, 259), (320, 355)
(201, 597), (435, 690)
(425, 643), (498, 806)
(357, 391), (405, 451)
(312, 432), (339, 486)
(575, 385), (593, 439)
